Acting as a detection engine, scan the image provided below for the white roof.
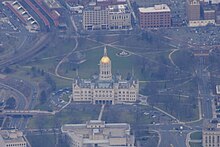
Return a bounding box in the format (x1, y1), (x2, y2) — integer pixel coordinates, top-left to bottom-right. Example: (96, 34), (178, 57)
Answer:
(139, 4), (171, 13)
(204, 0), (220, 4)
(216, 85), (220, 94)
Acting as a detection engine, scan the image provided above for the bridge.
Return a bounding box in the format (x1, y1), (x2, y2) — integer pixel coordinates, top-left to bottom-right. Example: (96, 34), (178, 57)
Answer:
(0, 110), (56, 117)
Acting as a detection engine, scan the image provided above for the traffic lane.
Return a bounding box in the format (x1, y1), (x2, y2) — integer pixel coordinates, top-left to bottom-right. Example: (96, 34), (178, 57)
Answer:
(202, 98), (213, 119)
(149, 123), (193, 132)
(159, 131), (187, 147)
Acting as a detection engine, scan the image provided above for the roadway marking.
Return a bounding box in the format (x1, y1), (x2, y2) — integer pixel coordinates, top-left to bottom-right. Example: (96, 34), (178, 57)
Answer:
(98, 104), (105, 120)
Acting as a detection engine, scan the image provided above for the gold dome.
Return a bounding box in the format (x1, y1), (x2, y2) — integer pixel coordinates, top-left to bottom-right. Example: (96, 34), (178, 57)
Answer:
(101, 56), (110, 64)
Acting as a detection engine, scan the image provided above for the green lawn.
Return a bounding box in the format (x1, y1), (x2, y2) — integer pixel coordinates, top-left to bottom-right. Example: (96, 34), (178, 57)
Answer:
(189, 142), (202, 147)
(27, 134), (70, 147)
(171, 50), (195, 73)
(58, 46), (136, 78)
(28, 104), (101, 129)
(102, 104), (153, 125)
(35, 37), (77, 58)
(27, 134), (56, 147)
(190, 131), (202, 140)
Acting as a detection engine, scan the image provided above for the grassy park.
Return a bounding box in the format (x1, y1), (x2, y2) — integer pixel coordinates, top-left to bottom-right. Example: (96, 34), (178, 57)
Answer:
(2, 31), (199, 126)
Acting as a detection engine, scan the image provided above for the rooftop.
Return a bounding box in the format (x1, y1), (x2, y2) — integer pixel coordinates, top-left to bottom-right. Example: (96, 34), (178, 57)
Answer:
(0, 130), (26, 145)
(108, 4), (129, 13)
(203, 119), (220, 132)
(139, 4), (171, 13)
(216, 85), (220, 94)
(61, 120), (134, 146)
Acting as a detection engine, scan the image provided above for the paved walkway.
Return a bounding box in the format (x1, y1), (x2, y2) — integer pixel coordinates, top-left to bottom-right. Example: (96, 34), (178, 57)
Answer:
(98, 105), (105, 121)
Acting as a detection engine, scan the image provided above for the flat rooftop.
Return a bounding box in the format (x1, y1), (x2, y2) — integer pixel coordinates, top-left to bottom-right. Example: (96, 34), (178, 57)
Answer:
(108, 4), (129, 13)
(203, 119), (220, 132)
(0, 130), (26, 144)
(139, 4), (171, 13)
(216, 85), (220, 94)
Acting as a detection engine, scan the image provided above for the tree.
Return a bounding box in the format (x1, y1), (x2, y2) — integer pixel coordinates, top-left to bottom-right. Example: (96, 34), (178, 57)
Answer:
(126, 72), (132, 80)
(5, 97), (16, 109)
(45, 74), (56, 91)
(3, 67), (12, 74)
(39, 90), (47, 104)
(36, 115), (46, 133)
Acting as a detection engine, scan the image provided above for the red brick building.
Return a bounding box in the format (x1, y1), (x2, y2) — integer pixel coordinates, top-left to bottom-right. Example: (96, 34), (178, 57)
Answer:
(139, 4), (171, 29)
(186, 0), (201, 21)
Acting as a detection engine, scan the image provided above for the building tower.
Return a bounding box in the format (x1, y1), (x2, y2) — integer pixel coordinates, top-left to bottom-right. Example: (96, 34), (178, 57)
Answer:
(99, 46), (112, 81)
(186, 0), (201, 21)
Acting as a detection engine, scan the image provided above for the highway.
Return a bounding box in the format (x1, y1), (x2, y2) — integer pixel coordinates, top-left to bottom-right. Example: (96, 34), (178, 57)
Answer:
(197, 57), (213, 119)
(0, 82), (27, 129)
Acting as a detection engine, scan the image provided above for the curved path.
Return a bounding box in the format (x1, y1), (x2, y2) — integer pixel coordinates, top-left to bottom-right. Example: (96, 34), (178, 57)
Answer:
(0, 82), (28, 109)
(168, 49), (179, 68)
(54, 36), (78, 80)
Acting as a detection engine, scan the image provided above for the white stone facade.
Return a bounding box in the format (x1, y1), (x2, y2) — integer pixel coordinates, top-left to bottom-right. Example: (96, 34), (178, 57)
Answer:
(72, 47), (139, 105)
(61, 120), (135, 147)
(0, 130), (27, 147)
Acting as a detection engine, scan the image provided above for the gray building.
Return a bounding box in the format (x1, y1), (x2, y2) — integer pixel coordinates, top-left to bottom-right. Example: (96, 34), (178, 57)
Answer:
(0, 130), (27, 147)
(61, 120), (135, 147)
(83, 4), (132, 30)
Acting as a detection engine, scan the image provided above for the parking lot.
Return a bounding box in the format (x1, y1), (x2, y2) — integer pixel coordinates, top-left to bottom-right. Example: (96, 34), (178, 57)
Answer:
(50, 87), (71, 110)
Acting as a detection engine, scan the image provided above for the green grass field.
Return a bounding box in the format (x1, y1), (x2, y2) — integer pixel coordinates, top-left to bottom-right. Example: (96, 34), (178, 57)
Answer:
(189, 142), (202, 147)
(27, 134), (70, 147)
(102, 104), (154, 124)
(3, 31), (199, 128)
(190, 131), (202, 140)
(28, 104), (101, 129)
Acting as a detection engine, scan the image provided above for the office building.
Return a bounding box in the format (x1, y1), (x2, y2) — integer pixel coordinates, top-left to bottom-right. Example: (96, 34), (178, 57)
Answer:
(108, 4), (131, 30)
(139, 4), (171, 29)
(0, 130), (27, 147)
(186, 0), (201, 21)
(83, 4), (131, 30)
(61, 120), (135, 147)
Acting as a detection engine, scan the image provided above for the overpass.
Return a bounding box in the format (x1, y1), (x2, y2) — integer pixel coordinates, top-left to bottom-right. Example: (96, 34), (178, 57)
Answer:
(0, 110), (56, 117)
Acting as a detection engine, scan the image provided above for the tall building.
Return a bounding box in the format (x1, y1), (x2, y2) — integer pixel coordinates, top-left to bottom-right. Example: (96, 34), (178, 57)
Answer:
(96, 0), (127, 6)
(83, 4), (132, 30)
(202, 119), (220, 147)
(83, 6), (109, 30)
(108, 4), (132, 30)
(186, 0), (201, 21)
(0, 130), (27, 147)
(202, 0), (220, 4)
(72, 47), (139, 105)
(139, 4), (171, 29)
(216, 9), (220, 24)
(61, 120), (135, 147)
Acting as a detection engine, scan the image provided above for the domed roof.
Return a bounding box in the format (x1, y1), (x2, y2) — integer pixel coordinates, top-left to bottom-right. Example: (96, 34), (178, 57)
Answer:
(101, 56), (110, 64)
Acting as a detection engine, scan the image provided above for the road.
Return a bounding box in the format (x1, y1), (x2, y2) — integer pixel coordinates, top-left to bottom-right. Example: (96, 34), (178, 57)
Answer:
(0, 82), (27, 129)
(140, 33), (216, 147)
(197, 57), (213, 119)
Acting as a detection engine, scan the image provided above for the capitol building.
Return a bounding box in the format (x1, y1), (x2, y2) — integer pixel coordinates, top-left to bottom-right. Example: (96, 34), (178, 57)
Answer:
(72, 47), (139, 105)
